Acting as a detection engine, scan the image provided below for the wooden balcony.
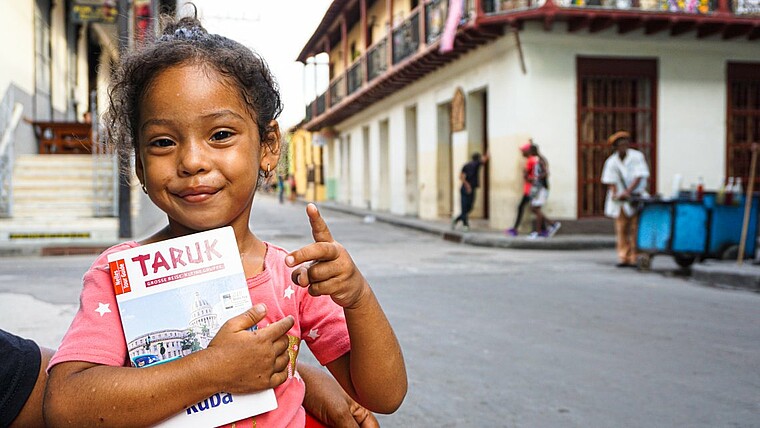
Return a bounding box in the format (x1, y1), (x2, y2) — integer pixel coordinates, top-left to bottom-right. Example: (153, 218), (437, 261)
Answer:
(300, 0), (760, 131)
(29, 121), (93, 154)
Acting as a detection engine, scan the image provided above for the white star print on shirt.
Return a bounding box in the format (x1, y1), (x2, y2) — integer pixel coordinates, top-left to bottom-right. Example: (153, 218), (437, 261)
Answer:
(307, 328), (319, 340)
(283, 286), (295, 299)
(95, 302), (111, 317)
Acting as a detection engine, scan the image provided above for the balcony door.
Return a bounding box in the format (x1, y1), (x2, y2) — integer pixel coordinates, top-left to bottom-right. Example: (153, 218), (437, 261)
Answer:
(576, 57), (658, 217)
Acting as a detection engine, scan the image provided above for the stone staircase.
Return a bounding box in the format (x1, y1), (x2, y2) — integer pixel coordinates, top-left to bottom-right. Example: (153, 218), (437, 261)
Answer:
(0, 154), (120, 243)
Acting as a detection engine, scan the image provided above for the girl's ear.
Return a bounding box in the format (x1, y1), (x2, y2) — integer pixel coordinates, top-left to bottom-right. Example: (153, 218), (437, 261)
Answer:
(135, 154), (145, 188)
(260, 120), (281, 168)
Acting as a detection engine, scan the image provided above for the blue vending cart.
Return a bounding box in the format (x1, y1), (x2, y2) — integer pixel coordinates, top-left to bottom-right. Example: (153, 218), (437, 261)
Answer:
(636, 192), (760, 268)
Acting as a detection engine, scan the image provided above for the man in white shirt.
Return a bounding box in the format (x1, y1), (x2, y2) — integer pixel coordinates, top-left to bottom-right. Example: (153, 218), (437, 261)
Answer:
(601, 131), (650, 267)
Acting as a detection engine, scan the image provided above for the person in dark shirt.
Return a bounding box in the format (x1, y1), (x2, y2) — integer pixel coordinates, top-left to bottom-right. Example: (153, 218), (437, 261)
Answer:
(452, 152), (489, 232)
(0, 329), (54, 428)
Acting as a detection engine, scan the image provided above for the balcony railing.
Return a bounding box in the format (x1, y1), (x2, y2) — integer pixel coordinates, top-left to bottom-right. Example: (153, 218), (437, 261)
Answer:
(347, 60), (364, 95)
(305, 100), (314, 122)
(316, 93), (326, 116)
(329, 74), (347, 105)
(393, 9), (421, 64)
(303, 0), (760, 127)
(734, 0), (760, 13)
(483, 0), (542, 12)
(367, 38), (388, 82)
(481, 0), (760, 14)
(551, 0), (717, 13)
(426, 0), (448, 44)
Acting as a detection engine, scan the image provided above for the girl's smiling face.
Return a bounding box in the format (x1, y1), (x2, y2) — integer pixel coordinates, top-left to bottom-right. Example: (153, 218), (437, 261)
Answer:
(135, 63), (280, 235)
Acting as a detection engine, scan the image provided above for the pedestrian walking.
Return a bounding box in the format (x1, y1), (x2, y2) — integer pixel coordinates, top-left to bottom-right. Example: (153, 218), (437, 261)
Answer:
(277, 173), (285, 204)
(452, 151), (489, 232)
(526, 143), (561, 239)
(601, 130), (650, 267)
(506, 141), (534, 236)
(289, 174), (297, 202)
(506, 140), (560, 238)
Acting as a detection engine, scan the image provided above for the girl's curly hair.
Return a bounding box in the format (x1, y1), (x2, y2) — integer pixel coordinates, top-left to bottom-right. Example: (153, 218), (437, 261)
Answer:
(104, 14), (283, 165)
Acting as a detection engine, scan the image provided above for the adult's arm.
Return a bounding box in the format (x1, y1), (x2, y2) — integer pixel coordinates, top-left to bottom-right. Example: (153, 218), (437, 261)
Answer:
(9, 346), (53, 428)
(617, 176), (643, 200)
(460, 171), (471, 193)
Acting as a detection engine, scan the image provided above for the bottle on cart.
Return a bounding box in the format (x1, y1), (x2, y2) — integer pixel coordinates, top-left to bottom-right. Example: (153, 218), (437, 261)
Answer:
(734, 177), (743, 206)
(716, 178), (726, 204)
(671, 173), (683, 200)
(696, 176), (705, 202)
(725, 177), (735, 205)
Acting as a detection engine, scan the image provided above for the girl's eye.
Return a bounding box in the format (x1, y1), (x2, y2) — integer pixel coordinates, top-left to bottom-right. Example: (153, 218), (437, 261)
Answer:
(149, 138), (174, 148)
(211, 131), (233, 141)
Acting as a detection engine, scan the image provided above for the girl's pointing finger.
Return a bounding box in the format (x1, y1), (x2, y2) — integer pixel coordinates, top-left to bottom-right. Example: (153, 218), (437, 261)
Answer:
(306, 203), (334, 243)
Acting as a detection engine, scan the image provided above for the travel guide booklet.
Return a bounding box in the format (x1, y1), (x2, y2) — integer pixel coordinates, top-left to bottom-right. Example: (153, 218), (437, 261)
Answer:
(107, 226), (277, 427)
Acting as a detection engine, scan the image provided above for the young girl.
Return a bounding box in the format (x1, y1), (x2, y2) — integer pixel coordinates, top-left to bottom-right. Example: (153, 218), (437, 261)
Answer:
(44, 15), (406, 427)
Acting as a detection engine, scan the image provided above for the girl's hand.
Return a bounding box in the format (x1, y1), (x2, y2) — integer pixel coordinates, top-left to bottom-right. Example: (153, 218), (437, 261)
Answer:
(285, 204), (370, 309)
(206, 304), (294, 393)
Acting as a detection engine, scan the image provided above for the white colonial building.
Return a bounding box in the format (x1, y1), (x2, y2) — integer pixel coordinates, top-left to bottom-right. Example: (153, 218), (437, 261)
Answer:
(296, 0), (760, 231)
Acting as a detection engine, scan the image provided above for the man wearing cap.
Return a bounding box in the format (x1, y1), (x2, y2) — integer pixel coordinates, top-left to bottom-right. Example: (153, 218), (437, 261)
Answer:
(601, 131), (650, 267)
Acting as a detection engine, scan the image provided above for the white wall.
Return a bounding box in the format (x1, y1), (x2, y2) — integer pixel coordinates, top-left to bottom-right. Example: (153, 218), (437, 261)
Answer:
(76, 26), (91, 120)
(0, 0), (35, 99)
(50, 0), (68, 117)
(331, 21), (760, 227)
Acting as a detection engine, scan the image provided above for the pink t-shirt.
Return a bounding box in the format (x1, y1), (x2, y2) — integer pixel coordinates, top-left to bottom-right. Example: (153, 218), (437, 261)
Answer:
(49, 241), (351, 428)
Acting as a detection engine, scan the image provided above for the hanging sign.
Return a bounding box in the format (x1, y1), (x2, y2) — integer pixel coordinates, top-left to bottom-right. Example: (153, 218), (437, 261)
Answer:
(71, 0), (117, 24)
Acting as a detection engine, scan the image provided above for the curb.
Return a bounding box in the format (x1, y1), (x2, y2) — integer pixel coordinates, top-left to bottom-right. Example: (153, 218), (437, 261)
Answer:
(0, 241), (117, 257)
(691, 261), (760, 292)
(317, 201), (616, 250)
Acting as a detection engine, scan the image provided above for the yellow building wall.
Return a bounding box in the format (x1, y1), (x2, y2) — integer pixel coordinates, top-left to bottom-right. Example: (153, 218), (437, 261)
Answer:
(289, 129), (325, 202)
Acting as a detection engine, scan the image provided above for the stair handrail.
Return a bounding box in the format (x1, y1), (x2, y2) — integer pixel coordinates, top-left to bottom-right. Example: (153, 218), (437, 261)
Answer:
(0, 102), (23, 218)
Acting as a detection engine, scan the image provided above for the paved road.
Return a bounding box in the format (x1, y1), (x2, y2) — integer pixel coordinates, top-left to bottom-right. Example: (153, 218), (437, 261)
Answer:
(1, 194), (758, 427)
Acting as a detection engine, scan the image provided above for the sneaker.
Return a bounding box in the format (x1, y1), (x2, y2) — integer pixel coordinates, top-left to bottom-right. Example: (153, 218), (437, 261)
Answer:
(527, 231), (541, 239)
(506, 228), (518, 237)
(451, 219), (457, 230)
(462, 225), (470, 232)
(548, 222), (562, 237)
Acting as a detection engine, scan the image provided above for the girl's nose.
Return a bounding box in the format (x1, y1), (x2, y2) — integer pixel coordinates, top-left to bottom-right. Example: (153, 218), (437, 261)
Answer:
(178, 140), (211, 176)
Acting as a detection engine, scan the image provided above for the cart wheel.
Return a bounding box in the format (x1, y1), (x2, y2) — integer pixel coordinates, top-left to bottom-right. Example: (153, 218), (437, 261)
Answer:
(636, 254), (652, 271)
(673, 253), (696, 268)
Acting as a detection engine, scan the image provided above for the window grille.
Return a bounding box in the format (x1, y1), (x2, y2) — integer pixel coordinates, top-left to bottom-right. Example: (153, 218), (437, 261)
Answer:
(727, 62), (760, 191)
(577, 58), (657, 217)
